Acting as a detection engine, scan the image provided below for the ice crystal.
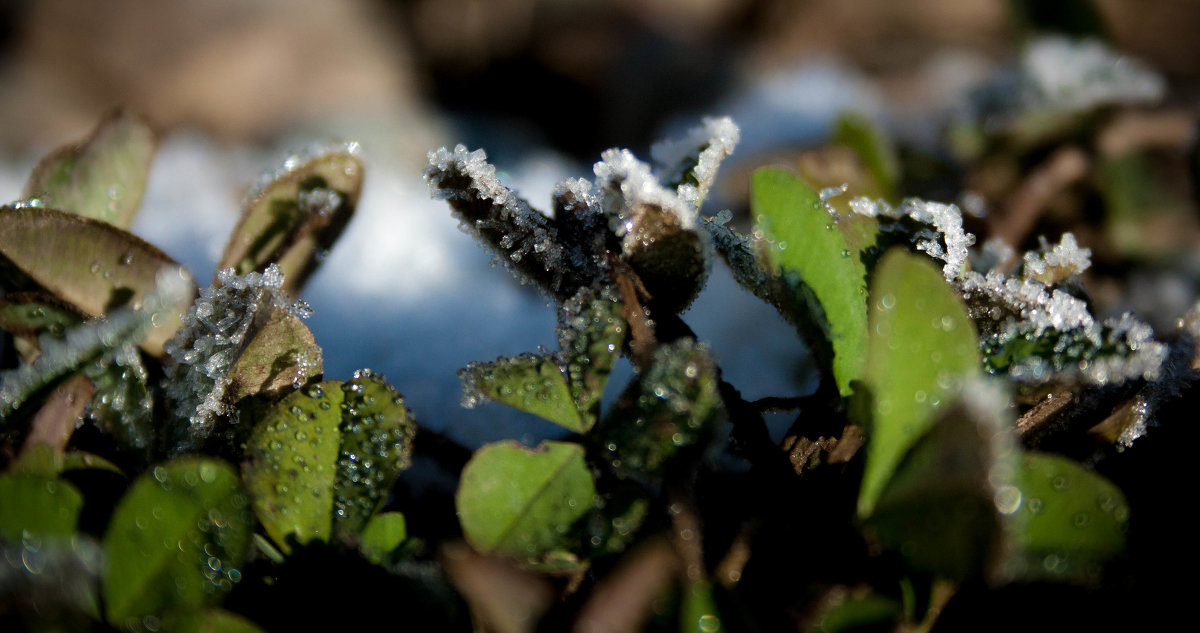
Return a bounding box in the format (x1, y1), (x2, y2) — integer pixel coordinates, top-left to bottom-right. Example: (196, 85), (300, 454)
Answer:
(1021, 233), (1091, 284)
(247, 141), (362, 206)
(162, 263), (290, 454)
(650, 116), (740, 209)
(593, 148), (699, 256)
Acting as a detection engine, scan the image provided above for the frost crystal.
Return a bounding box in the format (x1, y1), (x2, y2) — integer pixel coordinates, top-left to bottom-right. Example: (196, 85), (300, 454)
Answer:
(650, 116), (741, 209)
(1021, 233), (1091, 284)
(593, 148), (698, 255)
(1022, 37), (1165, 114)
(162, 264), (290, 454)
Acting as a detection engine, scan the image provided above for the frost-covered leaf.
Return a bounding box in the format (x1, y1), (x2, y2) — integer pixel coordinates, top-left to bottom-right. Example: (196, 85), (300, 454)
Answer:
(426, 145), (581, 299)
(0, 268), (190, 422)
(220, 143), (363, 298)
(0, 473), (83, 542)
(650, 115), (740, 210)
(595, 340), (723, 483)
(864, 379), (1016, 580)
(459, 353), (585, 433)
(752, 167), (868, 396)
(103, 458), (251, 625)
(0, 205), (196, 355)
(456, 440), (595, 562)
(242, 372), (414, 553)
(21, 109), (157, 229)
(162, 265), (321, 455)
(359, 512), (407, 564)
(857, 250), (981, 518)
(996, 452), (1129, 583)
(832, 112), (900, 200)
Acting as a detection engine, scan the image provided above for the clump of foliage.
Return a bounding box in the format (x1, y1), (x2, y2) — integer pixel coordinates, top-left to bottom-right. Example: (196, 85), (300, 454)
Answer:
(2, 34), (1198, 632)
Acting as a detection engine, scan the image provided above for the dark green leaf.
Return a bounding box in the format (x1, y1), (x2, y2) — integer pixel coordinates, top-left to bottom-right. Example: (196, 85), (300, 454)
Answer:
(813, 591), (902, 633)
(359, 512), (407, 564)
(752, 167), (869, 396)
(996, 452), (1129, 582)
(11, 443), (123, 479)
(0, 292), (83, 345)
(0, 205), (196, 355)
(242, 372), (415, 552)
(22, 109), (157, 228)
(595, 340), (723, 483)
(219, 145), (363, 298)
(857, 249), (981, 517)
(103, 458), (251, 625)
(558, 286), (625, 424)
(0, 473), (82, 542)
(456, 440), (595, 561)
(680, 581), (723, 633)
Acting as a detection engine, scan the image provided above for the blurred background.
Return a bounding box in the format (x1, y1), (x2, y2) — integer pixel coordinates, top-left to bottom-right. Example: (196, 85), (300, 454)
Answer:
(1, 0), (1198, 448)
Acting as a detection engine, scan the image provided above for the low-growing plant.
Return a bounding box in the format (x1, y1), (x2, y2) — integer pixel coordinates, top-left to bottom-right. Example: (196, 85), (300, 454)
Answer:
(2, 35), (1197, 632)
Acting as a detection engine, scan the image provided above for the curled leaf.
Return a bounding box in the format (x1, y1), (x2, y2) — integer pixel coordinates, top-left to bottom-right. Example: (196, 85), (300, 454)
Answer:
(220, 144), (363, 298)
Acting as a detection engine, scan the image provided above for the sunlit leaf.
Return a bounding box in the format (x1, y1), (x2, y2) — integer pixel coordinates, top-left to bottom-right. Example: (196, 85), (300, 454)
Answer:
(456, 440), (595, 561)
(22, 109), (157, 228)
(752, 167), (869, 396)
(225, 306), (323, 403)
(0, 205), (196, 355)
(857, 249), (980, 517)
(0, 473), (82, 542)
(219, 144), (363, 298)
(242, 372), (414, 553)
(103, 458), (251, 625)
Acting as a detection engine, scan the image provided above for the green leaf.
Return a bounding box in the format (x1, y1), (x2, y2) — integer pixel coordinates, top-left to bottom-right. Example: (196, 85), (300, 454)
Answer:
(22, 109), (157, 228)
(460, 354), (585, 432)
(0, 205), (196, 355)
(595, 340), (723, 483)
(219, 145), (363, 298)
(359, 512), (407, 564)
(242, 372), (415, 553)
(857, 249), (980, 517)
(0, 473), (82, 541)
(832, 112), (900, 200)
(456, 440), (595, 561)
(680, 581), (722, 633)
(558, 286), (625, 423)
(752, 166), (869, 396)
(863, 382), (1016, 580)
(103, 458), (251, 625)
(165, 608), (267, 633)
(997, 452), (1129, 582)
